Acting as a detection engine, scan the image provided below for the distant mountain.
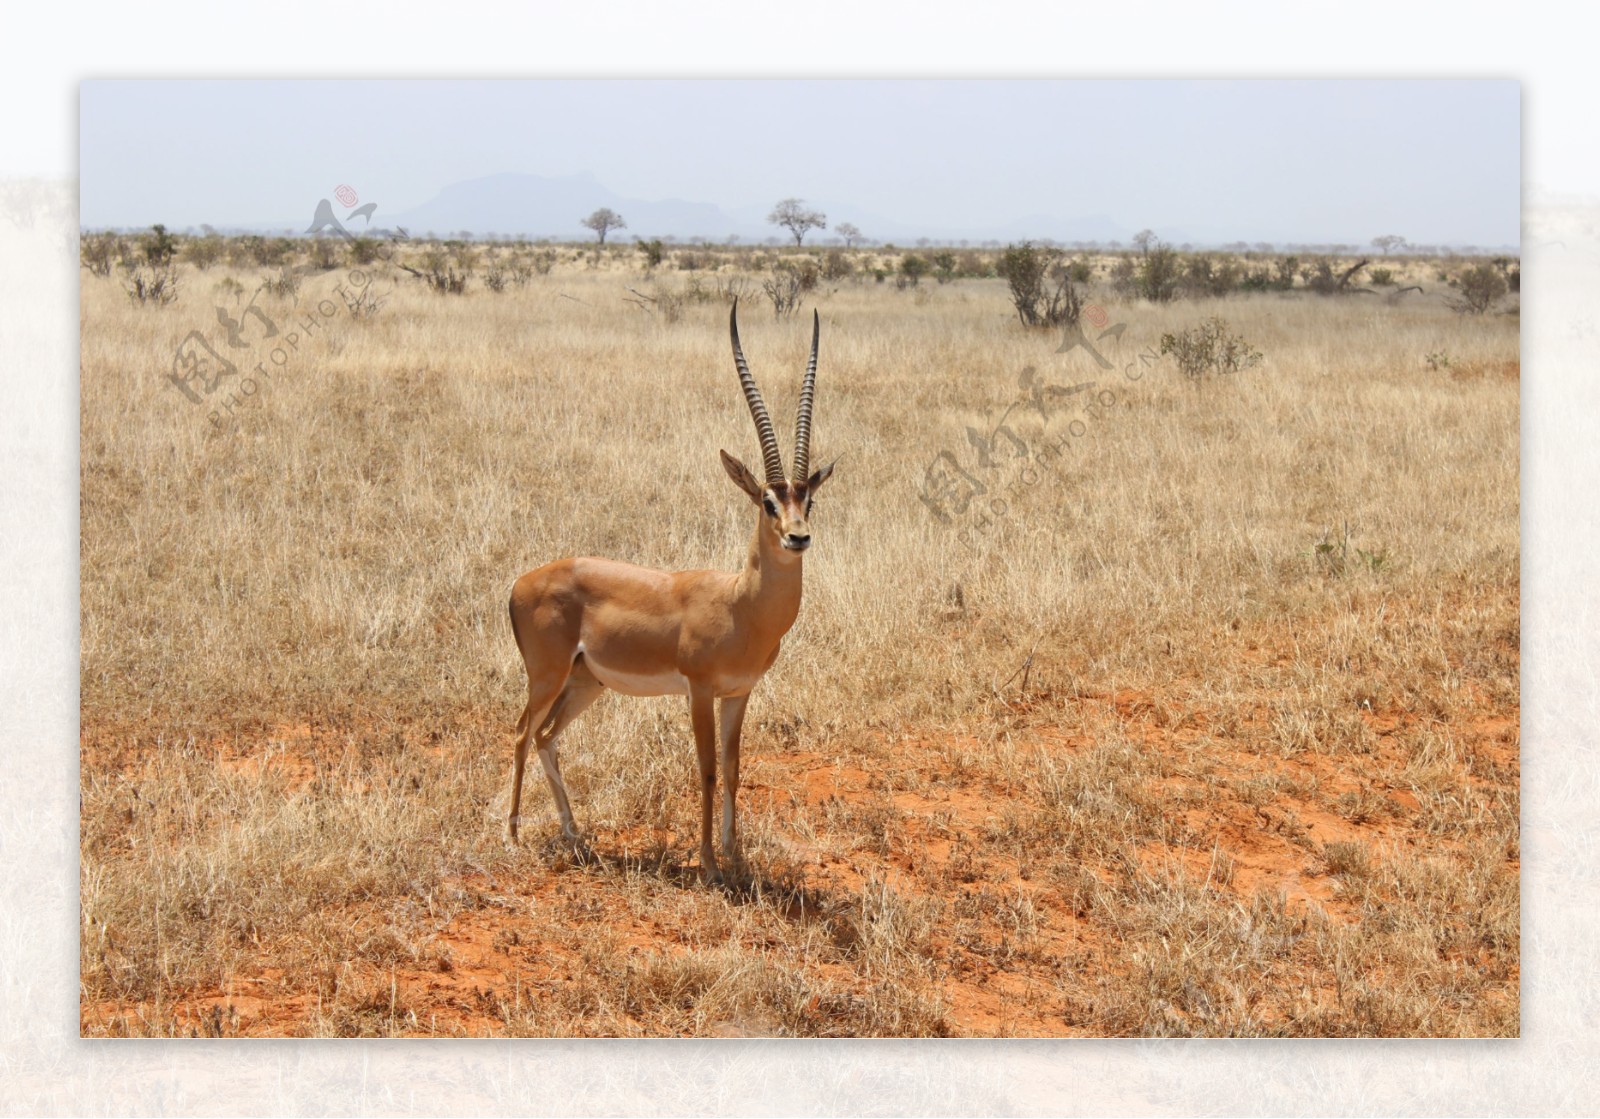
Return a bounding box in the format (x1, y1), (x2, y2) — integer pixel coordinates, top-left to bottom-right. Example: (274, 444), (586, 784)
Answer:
(388, 171), (735, 241)
(380, 172), (1141, 246)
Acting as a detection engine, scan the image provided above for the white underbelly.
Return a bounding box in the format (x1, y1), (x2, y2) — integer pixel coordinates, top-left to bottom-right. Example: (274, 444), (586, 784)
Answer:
(580, 650), (690, 697)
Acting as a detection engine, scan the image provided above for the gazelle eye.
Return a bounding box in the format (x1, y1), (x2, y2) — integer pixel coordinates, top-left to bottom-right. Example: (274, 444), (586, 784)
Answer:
(762, 497), (778, 516)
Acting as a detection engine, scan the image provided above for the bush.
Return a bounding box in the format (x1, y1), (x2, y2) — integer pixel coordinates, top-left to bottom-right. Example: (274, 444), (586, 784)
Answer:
(1447, 262), (1508, 315)
(1369, 267), (1395, 286)
(1137, 244), (1181, 302)
(637, 239), (664, 269)
(262, 265), (302, 300)
(1302, 256), (1369, 295)
(121, 264), (179, 307)
(899, 254), (929, 287)
(1273, 255), (1300, 291)
(762, 263), (804, 318)
(996, 241), (1081, 328)
(1239, 268), (1273, 292)
(401, 248), (469, 295)
(306, 237), (342, 271)
(821, 249), (854, 282)
(931, 251), (957, 284)
(141, 224), (178, 268)
(1159, 317), (1263, 381)
(347, 237), (382, 266)
(1180, 253), (1242, 299)
(80, 232), (124, 277)
(184, 232), (224, 271)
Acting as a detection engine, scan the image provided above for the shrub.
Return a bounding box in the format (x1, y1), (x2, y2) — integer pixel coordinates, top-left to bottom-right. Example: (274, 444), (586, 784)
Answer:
(1447, 262), (1508, 315)
(184, 232), (224, 271)
(401, 248), (469, 295)
(1369, 267), (1395, 286)
(931, 251), (957, 284)
(306, 237), (342, 271)
(347, 237), (382, 266)
(141, 223), (178, 268)
(762, 263), (804, 318)
(262, 265), (302, 300)
(121, 263), (178, 306)
(1180, 254), (1242, 299)
(821, 249), (854, 282)
(1239, 268), (1273, 292)
(637, 239), (664, 270)
(1302, 257), (1369, 295)
(1109, 256), (1138, 298)
(80, 232), (124, 277)
(1159, 317), (1263, 381)
(996, 241), (1081, 328)
(1137, 244), (1181, 302)
(1273, 255), (1300, 291)
(899, 254), (929, 287)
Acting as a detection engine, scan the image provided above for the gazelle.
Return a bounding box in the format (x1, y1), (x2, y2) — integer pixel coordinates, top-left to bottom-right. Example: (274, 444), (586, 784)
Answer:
(506, 302), (835, 884)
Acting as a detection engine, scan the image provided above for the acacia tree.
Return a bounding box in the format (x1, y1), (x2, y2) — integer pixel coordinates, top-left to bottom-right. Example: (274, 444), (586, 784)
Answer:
(768, 198), (827, 246)
(835, 221), (864, 248)
(1372, 234), (1408, 256)
(581, 208), (627, 244)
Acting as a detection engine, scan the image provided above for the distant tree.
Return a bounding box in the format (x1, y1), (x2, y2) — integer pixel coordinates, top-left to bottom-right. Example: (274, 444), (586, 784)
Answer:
(768, 198), (827, 246)
(1131, 229), (1157, 257)
(581, 208), (627, 244)
(1372, 234), (1408, 256)
(836, 222), (864, 248)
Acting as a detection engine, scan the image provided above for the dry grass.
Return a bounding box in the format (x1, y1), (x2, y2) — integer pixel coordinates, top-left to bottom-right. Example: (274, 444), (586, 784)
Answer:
(80, 248), (1518, 1036)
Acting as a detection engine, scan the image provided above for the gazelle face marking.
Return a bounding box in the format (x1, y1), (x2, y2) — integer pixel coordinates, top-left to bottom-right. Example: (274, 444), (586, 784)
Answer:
(721, 451), (836, 558)
(765, 482), (812, 553)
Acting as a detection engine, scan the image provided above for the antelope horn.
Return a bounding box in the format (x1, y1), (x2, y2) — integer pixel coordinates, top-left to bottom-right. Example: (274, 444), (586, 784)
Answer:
(792, 309), (819, 482)
(729, 300), (786, 485)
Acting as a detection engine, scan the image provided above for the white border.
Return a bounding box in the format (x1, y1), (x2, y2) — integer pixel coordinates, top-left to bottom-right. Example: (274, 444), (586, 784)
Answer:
(6, 3), (1590, 1113)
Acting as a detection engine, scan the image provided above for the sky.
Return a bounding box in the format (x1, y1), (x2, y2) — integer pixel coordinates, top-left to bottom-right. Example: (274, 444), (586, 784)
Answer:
(79, 79), (1520, 246)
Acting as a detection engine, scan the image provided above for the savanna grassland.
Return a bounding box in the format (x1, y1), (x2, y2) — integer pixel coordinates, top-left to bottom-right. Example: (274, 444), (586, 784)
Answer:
(80, 238), (1518, 1036)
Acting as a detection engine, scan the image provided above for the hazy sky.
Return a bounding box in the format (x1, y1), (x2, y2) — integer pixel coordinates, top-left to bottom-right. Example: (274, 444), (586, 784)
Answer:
(80, 79), (1520, 245)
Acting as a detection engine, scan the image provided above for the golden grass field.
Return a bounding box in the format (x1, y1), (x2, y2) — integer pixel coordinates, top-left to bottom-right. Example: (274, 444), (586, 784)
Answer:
(80, 245), (1518, 1036)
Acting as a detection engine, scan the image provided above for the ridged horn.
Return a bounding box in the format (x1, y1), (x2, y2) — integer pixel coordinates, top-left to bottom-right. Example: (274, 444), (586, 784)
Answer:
(793, 309), (819, 482)
(729, 300), (786, 485)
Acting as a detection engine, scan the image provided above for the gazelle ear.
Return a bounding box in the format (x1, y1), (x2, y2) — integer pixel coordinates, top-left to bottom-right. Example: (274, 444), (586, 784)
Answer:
(807, 459), (836, 494)
(720, 450), (765, 503)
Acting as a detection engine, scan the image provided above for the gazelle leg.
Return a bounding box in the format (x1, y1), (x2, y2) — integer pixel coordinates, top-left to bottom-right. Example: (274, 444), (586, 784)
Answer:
(510, 665), (571, 841)
(717, 695), (749, 864)
(535, 665), (604, 842)
(688, 684), (721, 884)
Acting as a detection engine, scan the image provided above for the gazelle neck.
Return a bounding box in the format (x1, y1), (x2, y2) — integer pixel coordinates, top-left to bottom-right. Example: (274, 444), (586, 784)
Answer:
(735, 507), (803, 637)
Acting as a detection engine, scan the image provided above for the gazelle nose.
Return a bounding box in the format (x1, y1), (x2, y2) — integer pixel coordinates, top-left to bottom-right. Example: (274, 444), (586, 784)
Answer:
(783, 533), (811, 551)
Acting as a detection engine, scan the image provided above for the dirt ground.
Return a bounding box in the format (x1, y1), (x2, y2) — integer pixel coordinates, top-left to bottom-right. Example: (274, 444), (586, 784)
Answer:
(81, 600), (1518, 1038)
